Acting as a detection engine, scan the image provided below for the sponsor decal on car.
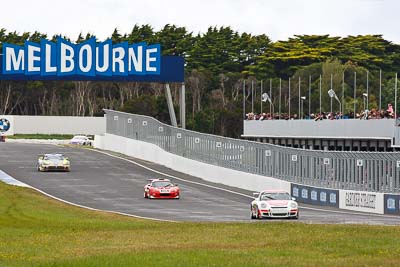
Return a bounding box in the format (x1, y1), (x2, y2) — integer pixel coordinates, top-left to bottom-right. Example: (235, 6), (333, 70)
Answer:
(160, 189), (170, 193)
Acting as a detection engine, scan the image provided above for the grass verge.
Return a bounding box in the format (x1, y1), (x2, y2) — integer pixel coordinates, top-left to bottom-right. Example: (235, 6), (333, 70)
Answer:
(0, 182), (399, 267)
(6, 134), (74, 140)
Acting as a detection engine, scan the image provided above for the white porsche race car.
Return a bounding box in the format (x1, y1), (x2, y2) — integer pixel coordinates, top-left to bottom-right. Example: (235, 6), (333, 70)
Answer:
(251, 190), (299, 219)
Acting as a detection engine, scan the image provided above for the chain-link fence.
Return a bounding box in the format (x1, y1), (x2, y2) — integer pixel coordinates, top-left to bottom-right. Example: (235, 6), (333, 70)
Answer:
(104, 109), (400, 193)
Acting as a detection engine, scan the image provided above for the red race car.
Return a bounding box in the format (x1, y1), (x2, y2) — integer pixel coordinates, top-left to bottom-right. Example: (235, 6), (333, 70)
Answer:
(144, 178), (180, 199)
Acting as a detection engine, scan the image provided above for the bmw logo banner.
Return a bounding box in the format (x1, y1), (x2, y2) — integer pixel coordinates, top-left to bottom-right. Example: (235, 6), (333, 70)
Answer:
(0, 118), (11, 132)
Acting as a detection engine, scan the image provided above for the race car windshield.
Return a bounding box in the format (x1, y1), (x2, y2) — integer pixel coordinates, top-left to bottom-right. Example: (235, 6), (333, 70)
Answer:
(261, 193), (291, 200)
(152, 181), (173, 187)
(44, 155), (64, 160)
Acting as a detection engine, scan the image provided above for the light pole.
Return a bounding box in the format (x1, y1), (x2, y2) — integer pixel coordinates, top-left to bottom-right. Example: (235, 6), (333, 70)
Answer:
(330, 74), (333, 114)
(301, 96), (306, 119)
(328, 89), (341, 117)
(262, 92), (273, 119)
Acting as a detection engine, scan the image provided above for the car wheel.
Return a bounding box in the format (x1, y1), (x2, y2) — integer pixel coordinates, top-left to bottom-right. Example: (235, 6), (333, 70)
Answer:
(251, 211), (256, 219)
(255, 206), (262, 219)
(250, 206), (256, 219)
(294, 211), (299, 220)
(144, 191), (148, 198)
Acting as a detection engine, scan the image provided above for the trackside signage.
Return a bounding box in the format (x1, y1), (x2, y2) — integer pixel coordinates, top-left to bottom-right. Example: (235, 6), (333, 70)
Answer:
(384, 194), (400, 215)
(0, 37), (184, 82)
(339, 190), (384, 214)
(291, 183), (339, 208)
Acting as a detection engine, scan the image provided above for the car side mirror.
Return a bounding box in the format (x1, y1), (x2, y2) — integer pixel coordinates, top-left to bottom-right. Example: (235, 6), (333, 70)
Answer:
(65, 157), (69, 161)
(292, 197), (296, 201)
(252, 192), (260, 199)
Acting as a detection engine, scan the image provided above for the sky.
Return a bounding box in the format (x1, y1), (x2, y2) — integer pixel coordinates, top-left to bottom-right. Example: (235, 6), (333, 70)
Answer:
(1, 0), (398, 43)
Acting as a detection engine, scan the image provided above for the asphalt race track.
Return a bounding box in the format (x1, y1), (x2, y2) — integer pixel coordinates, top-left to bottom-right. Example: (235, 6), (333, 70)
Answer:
(1, 143), (399, 225)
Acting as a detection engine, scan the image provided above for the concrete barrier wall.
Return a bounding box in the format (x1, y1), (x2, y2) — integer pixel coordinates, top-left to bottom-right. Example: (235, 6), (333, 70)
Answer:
(95, 133), (291, 193)
(0, 115), (106, 135)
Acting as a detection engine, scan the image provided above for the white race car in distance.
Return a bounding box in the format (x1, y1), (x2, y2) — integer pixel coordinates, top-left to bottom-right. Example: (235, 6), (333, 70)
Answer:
(37, 153), (71, 172)
(70, 135), (92, 146)
(251, 190), (299, 219)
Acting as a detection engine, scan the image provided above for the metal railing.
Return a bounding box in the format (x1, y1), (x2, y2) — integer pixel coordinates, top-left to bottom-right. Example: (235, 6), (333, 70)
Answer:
(105, 109), (400, 193)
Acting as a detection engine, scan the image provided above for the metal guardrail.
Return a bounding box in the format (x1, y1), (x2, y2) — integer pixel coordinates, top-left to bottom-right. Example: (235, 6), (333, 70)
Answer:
(104, 109), (400, 193)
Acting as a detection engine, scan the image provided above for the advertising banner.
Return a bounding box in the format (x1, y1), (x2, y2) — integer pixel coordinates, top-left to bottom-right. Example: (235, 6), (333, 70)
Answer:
(291, 183), (339, 208)
(0, 37), (184, 82)
(339, 189), (384, 214)
(384, 194), (400, 215)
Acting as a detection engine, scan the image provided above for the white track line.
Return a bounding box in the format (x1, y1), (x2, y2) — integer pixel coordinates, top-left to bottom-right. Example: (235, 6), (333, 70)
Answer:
(91, 149), (400, 219)
(0, 170), (31, 187)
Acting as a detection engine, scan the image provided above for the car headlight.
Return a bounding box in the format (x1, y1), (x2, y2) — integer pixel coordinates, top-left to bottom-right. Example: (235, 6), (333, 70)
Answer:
(260, 202), (267, 209)
(290, 202), (297, 209)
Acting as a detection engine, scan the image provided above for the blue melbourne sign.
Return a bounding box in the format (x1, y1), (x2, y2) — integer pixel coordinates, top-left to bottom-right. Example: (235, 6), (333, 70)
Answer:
(0, 37), (184, 82)
(0, 118), (10, 132)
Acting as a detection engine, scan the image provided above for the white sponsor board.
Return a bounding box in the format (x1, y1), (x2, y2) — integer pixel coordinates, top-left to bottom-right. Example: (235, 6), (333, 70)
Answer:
(0, 115), (105, 135)
(339, 189), (384, 214)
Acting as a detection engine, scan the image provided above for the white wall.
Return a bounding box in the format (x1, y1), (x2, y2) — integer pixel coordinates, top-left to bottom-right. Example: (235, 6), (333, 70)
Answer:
(0, 115), (106, 136)
(95, 133), (291, 193)
(244, 119), (395, 139)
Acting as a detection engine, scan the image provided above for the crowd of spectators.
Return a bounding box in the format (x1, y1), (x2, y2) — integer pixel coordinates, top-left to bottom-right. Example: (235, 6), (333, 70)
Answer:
(246, 104), (396, 121)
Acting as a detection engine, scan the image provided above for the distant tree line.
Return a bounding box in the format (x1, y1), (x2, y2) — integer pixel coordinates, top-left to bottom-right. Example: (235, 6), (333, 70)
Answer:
(1, 25), (400, 138)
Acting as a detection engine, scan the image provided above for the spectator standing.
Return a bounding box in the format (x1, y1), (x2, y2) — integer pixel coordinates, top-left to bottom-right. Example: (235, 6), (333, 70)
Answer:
(387, 103), (394, 118)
